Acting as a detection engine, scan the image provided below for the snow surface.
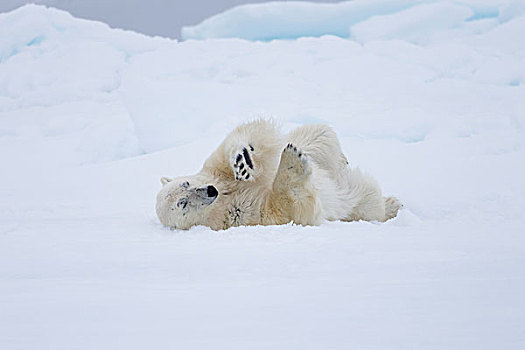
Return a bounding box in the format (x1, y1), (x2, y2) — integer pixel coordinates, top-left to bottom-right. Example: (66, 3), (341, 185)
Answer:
(181, 0), (525, 41)
(1, 3), (525, 349)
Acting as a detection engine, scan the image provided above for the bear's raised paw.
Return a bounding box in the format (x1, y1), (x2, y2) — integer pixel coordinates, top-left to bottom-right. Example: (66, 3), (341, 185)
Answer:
(232, 145), (255, 181)
(279, 143), (310, 178)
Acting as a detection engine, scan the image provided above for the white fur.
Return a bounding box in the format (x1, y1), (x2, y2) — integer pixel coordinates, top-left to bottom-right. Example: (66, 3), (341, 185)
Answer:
(156, 120), (401, 230)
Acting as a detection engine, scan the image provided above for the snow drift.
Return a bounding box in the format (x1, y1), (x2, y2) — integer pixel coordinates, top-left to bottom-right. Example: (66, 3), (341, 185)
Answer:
(181, 0), (525, 41)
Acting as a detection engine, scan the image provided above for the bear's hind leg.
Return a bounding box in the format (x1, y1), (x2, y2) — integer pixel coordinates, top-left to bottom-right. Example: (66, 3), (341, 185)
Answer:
(384, 196), (402, 221)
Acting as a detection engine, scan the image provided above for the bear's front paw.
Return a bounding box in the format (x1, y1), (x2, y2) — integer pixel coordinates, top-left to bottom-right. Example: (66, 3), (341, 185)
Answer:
(280, 143), (310, 177)
(232, 145), (255, 181)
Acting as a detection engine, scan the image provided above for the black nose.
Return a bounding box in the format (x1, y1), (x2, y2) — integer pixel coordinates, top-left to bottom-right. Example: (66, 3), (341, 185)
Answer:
(206, 185), (218, 197)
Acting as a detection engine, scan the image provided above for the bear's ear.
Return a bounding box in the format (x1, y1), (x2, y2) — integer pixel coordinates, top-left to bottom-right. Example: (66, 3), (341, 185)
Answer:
(160, 177), (172, 186)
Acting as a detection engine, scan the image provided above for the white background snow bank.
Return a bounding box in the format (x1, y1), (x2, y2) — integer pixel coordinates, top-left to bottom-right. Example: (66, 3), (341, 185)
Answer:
(181, 0), (525, 41)
(1, 3), (524, 349)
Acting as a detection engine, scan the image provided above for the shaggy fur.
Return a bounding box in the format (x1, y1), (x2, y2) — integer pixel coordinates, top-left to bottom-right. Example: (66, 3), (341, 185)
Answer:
(156, 120), (401, 230)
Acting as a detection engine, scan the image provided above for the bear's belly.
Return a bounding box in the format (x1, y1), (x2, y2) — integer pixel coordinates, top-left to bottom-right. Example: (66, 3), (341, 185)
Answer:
(226, 200), (261, 227)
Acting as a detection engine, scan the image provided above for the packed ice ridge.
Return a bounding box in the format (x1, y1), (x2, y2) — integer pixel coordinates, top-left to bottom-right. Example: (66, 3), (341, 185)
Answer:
(182, 0), (525, 41)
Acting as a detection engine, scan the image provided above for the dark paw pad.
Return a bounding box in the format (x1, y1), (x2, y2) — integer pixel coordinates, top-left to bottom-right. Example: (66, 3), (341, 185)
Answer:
(233, 145), (255, 181)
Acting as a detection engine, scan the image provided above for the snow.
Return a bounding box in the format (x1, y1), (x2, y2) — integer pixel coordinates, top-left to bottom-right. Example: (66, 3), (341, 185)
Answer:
(1, 3), (525, 349)
(349, 2), (474, 44)
(182, 0), (416, 41)
(181, 0), (523, 41)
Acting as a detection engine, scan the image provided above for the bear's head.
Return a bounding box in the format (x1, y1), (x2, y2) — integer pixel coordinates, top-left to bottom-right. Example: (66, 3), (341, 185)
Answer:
(156, 175), (219, 230)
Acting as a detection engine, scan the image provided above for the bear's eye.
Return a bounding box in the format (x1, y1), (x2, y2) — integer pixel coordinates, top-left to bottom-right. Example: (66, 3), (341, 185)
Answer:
(177, 198), (188, 209)
(181, 181), (190, 188)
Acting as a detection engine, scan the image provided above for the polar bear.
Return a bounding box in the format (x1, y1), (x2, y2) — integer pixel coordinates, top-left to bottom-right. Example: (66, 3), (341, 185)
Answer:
(156, 120), (401, 230)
